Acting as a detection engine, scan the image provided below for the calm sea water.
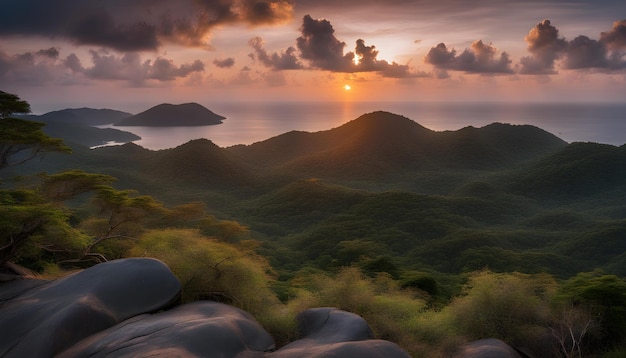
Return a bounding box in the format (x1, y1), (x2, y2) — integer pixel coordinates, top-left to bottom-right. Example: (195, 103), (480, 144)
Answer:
(104, 102), (626, 150)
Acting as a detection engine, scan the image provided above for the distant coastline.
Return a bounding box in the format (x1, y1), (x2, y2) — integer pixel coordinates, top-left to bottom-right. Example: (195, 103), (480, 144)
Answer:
(92, 101), (626, 150)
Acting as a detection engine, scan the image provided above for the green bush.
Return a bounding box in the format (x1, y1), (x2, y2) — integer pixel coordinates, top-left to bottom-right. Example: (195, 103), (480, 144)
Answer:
(129, 228), (280, 315)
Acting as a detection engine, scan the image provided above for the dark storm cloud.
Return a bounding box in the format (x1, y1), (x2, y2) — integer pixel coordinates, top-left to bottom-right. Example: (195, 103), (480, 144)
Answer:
(425, 41), (513, 74)
(296, 15), (354, 71)
(0, 0), (295, 52)
(292, 15), (424, 78)
(248, 37), (303, 70)
(238, 0), (294, 25)
(213, 57), (236, 68)
(520, 19), (626, 73)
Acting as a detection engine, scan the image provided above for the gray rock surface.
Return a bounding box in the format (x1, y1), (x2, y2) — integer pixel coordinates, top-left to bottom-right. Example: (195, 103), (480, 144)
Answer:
(455, 338), (523, 358)
(0, 258), (181, 357)
(58, 301), (275, 357)
(0, 259), (411, 357)
(271, 307), (411, 358)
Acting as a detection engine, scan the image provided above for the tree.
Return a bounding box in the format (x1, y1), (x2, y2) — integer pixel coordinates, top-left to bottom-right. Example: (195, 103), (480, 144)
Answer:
(555, 270), (626, 352)
(129, 228), (279, 312)
(41, 170), (165, 265)
(0, 187), (90, 268)
(446, 270), (555, 353)
(0, 170), (164, 269)
(0, 90), (30, 119)
(549, 304), (598, 358)
(0, 91), (70, 171)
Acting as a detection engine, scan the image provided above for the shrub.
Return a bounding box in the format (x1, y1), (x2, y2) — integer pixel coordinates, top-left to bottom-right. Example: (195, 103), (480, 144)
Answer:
(129, 228), (280, 315)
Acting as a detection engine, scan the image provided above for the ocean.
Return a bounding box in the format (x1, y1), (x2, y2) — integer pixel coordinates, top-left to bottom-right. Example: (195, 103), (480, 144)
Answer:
(103, 102), (626, 150)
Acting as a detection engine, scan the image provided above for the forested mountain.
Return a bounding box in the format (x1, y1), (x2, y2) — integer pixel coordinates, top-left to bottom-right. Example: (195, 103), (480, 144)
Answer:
(5, 108), (626, 357)
(21, 107), (132, 125)
(115, 103), (225, 126)
(18, 108), (139, 147)
(5, 110), (625, 280)
(228, 111), (567, 179)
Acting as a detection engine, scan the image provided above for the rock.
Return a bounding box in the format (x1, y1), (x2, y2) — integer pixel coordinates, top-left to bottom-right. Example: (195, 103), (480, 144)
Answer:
(0, 261), (411, 357)
(271, 307), (411, 358)
(0, 258), (181, 357)
(455, 338), (524, 358)
(58, 301), (275, 357)
(0, 277), (49, 303)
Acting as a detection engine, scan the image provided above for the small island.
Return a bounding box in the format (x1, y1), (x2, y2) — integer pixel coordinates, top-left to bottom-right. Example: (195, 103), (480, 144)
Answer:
(115, 103), (225, 127)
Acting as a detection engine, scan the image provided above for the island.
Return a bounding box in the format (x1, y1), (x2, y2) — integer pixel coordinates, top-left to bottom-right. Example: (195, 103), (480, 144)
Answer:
(114, 103), (225, 127)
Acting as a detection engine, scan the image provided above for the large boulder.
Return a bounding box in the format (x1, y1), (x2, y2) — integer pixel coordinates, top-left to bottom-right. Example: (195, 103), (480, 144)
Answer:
(0, 258), (181, 357)
(0, 260), (412, 357)
(455, 338), (524, 358)
(57, 301), (275, 357)
(271, 307), (411, 358)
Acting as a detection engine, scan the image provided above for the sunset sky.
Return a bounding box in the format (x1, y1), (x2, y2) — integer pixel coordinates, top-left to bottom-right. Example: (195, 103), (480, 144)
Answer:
(1, 0), (626, 113)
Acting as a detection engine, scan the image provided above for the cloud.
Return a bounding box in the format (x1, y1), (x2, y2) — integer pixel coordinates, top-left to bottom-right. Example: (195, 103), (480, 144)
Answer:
(0, 47), (70, 85)
(563, 35), (608, 69)
(149, 58), (205, 81)
(292, 15), (424, 78)
(213, 57), (236, 68)
(237, 0), (294, 25)
(520, 19), (626, 73)
(519, 20), (567, 74)
(600, 20), (626, 50)
(63, 54), (84, 73)
(425, 40), (514, 74)
(248, 37), (303, 70)
(354, 39), (426, 78)
(0, 47), (205, 85)
(0, 0), (295, 52)
(296, 15), (354, 72)
(85, 51), (205, 83)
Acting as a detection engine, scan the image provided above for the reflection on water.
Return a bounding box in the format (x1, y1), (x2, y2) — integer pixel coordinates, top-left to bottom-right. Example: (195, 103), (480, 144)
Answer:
(98, 102), (626, 150)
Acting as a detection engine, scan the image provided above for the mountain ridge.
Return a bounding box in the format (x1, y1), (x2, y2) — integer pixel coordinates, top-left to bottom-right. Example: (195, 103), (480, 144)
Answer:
(228, 111), (567, 178)
(21, 108), (132, 125)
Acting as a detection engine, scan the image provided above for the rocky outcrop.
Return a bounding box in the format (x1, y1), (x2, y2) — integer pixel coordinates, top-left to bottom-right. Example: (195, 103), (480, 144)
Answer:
(272, 307), (411, 357)
(58, 301), (276, 357)
(455, 338), (524, 358)
(0, 258), (181, 357)
(0, 258), (411, 357)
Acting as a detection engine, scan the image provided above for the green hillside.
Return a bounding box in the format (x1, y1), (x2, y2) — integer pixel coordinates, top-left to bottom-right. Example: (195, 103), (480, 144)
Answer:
(5, 108), (626, 357)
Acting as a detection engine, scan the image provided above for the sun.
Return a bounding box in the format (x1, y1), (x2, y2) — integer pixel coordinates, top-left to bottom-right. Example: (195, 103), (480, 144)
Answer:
(343, 84), (352, 91)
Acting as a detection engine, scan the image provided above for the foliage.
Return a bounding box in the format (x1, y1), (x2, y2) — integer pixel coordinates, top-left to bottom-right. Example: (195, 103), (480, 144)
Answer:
(287, 267), (428, 352)
(3, 92), (626, 357)
(39, 170), (116, 201)
(0, 188), (89, 269)
(555, 271), (626, 352)
(0, 117), (71, 171)
(444, 270), (556, 355)
(0, 90), (70, 171)
(0, 90), (30, 119)
(128, 228), (280, 315)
